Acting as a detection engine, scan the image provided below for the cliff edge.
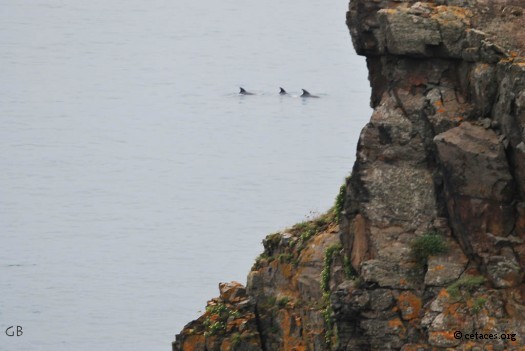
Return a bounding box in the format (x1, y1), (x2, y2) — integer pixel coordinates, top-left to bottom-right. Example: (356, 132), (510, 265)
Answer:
(173, 1), (525, 350)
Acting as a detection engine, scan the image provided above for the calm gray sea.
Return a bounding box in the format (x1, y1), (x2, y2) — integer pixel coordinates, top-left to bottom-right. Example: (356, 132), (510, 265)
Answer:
(0, 0), (370, 350)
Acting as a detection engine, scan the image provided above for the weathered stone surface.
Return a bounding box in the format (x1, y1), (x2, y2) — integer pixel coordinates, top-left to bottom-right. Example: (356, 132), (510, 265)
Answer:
(360, 318), (407, 350)
(335, 1), (525, 350)
(485, 253), (522, 288)
(470, 63), (498, 116)
(349, 214), (369, 271)
(361, 259), (420, 289)
(434, 122), (517, 262)
(435, 122), (513, 201)
(173, 281), (262, 351)
(219, 281), (247, 303)
(425, 236), (469, 286)
(397, 291), (422, 320)
(369, 288), (395, 311)
(378, 8), (442, 57)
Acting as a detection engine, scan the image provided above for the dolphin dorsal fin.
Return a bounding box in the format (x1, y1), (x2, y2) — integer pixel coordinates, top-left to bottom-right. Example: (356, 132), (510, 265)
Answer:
(301, 89), (310, 96)
(240, 87), (246, 94)
(279, 87), (287, 94)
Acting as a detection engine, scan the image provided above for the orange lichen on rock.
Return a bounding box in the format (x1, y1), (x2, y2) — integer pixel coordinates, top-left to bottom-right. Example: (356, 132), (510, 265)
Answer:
(181, 335), (206, 351)
(428, 330), (461, 347)
(219, 339), (231, 351)
(397, 291), (422, 320)
(433, 5), (472, 22)
(278, 309), (307, 351)
(388, 317), (405, 331)
(399, 278), (408, 287)
(438, 288), (450, 299)
(431, 264), (445, 271)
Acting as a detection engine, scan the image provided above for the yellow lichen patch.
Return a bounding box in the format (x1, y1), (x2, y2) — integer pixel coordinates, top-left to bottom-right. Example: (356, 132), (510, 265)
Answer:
(397, 291), (422, 320)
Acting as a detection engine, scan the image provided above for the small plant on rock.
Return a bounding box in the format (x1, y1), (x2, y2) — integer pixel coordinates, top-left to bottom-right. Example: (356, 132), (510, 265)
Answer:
(203, 303), (239, 336)
(277, 253), (293, 264)
(447, 275), (486, 300)
(263, 232), (282, 255)
(334, 178), (348, 223)
(410, 230), (448, 265)
(276, 296), (290, 309)
(203, 321), (225, 336)
(264, 296), (277, 308)
(320, 243), (342, 348)
(471, 297), (487, 314)
(321, 244), (342, 293)
(231, 332), (242, 347)
(343, 254), (357, 279)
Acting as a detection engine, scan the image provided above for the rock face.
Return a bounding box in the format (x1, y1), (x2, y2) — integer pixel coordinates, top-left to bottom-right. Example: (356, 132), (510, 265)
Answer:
(173, 1), (525, 350)
(174, 213), (342, 351)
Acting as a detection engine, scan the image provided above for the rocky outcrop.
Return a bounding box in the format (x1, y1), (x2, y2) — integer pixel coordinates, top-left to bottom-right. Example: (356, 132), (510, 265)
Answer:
(173, 1), (525, 350)
(174, 212), (344, 351)
(338, 1), (525, 350)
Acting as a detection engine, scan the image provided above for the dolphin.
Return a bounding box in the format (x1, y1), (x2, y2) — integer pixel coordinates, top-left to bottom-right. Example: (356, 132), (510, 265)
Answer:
(239, 87), (255, 95)
(279, 87), (287, 95)
(301, 89), (319, 98)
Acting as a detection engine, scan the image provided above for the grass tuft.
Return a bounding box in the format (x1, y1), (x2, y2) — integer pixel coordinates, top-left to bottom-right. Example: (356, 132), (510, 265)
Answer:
(447, 275), (485, 299)
(410, 231), (448, 265)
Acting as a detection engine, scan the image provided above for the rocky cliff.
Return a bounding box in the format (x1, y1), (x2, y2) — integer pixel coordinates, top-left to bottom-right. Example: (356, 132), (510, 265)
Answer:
(172, 1), (525, 350)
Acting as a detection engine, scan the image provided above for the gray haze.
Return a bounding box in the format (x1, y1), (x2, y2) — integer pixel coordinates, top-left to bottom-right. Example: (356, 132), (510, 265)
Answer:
(0, 0), (370, 350)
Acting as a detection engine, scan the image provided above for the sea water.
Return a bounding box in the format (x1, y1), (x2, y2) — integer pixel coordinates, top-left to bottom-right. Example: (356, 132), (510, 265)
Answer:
(0, 0), (371, 350)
